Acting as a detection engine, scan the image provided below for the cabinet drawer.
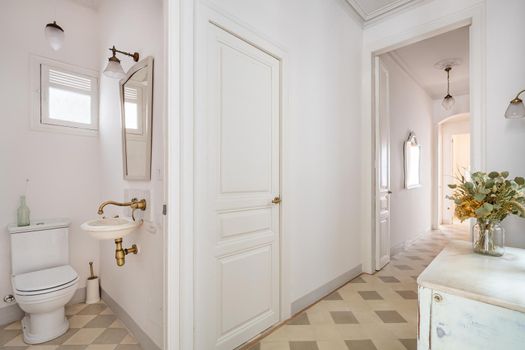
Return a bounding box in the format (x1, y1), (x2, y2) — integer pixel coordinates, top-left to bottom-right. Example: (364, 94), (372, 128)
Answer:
(429, 291), (525, 350)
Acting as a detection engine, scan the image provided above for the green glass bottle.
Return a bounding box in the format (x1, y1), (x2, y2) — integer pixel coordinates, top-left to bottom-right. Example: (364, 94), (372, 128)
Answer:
(17, 195), (30, 227)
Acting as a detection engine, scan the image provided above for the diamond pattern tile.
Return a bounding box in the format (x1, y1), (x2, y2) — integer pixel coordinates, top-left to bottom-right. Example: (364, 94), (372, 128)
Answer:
(243, 224), (469, 350)
(0, 301), (141, 350)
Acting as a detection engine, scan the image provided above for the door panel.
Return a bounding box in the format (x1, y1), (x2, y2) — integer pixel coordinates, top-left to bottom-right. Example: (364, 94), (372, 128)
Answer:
(375, 57), (391, 270)
(196, 22), (281, 350)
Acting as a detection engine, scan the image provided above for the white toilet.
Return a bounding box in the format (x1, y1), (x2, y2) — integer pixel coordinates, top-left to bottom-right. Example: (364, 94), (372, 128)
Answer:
(8, 218), (79, 344)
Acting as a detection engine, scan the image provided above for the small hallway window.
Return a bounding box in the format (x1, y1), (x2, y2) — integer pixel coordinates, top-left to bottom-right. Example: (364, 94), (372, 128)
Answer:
(31, 56), (99, 135)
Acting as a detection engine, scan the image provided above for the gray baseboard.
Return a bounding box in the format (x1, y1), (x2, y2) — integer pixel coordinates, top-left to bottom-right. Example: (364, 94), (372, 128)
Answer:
(101, 289), (160, 350)
(390, 230), (430, 257)
(291, 264), (362, 315)
(0, 287), (86, 327)
(390, 241), (406, 257)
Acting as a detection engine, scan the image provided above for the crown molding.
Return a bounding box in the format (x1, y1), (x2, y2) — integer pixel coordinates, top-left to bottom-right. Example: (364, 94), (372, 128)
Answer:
(344, 0), (428, 26)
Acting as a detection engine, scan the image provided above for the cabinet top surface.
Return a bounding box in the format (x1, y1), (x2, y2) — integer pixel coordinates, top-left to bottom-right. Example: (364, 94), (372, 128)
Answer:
(418, 240), (525, 313)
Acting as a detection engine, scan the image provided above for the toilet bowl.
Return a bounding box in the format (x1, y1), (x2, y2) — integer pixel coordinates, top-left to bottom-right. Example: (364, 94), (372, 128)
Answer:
(8, 219), (79, 344)
(12, 265), (79, 344)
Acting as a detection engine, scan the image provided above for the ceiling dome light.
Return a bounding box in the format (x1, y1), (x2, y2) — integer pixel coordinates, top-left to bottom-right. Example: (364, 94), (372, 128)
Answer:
(103, 45), (140, 79)
(45, 21), (64, 51)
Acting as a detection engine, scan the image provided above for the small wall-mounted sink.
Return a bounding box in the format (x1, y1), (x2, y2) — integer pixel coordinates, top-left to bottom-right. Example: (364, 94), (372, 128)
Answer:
(81, 217), (141, 240)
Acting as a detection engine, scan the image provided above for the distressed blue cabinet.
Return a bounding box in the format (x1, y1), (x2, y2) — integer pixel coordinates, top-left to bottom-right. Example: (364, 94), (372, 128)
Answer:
(417, 241), (525, 350)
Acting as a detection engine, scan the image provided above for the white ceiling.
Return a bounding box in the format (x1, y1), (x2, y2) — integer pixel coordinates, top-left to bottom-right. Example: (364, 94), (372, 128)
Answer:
(345, 0), (421, 22)
(387, 26), (470, 99)
(67, 0), (100, 10)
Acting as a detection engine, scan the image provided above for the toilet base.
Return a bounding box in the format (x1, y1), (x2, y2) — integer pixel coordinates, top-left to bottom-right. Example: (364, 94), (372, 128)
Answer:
(21, 307), (69, 344)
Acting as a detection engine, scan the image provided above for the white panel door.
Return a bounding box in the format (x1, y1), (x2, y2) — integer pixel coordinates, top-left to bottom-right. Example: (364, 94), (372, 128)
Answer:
(375, 57), (391, 270)
(195, 23), (281, 350)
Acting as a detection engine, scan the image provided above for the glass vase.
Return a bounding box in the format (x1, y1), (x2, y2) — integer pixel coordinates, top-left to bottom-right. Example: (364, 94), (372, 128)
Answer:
(472, 220), (505, 257)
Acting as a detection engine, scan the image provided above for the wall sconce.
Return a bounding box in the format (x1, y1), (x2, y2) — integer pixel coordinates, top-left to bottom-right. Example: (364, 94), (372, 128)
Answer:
(45, 21), (64, 51)
(103, 45), (140, 79)
(505, 89), (525, 119)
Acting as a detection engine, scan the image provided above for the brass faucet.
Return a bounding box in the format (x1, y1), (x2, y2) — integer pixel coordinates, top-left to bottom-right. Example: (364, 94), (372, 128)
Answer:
(98, 198), (146, 220)
(114, 238), (138, 266)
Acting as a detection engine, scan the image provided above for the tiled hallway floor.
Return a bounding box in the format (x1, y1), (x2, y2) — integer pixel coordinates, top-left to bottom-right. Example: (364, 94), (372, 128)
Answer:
(246, 224), (469, 350)
(0, 300), (141, 350)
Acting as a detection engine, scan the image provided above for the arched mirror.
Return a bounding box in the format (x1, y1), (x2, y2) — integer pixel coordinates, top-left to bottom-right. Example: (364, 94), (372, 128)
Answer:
(119, 56), (154, 180)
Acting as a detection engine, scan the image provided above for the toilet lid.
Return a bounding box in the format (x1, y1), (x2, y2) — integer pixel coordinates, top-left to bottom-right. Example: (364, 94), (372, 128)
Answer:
(13, 265), (78, 293)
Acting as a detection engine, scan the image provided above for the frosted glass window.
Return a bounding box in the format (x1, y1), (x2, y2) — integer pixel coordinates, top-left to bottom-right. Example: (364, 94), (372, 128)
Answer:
(49, 87), (92, 124)
(40, 63), (98, 130)
(123, 85), (143, 134)
(125, 101), (138, 129)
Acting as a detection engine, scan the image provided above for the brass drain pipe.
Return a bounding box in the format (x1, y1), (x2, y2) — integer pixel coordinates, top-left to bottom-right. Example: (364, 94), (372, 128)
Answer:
(114, 238), (138, 266)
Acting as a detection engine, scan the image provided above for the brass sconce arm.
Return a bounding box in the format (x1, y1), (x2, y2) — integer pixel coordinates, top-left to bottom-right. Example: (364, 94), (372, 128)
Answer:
(511, 89), (525, 103)
(97, 198), (147, 220)
(109, 45), (139, 62)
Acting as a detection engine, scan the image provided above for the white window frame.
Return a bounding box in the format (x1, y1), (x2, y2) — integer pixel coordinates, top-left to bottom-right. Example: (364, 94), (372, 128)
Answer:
(30, 55), (99, 136)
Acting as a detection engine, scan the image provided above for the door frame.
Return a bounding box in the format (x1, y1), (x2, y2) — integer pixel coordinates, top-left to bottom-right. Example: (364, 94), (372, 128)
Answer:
(374, 56), (391, 270)
(361, 2), (487, 274)
(166, 2), (292, 349)
(435, 113), (471, 226)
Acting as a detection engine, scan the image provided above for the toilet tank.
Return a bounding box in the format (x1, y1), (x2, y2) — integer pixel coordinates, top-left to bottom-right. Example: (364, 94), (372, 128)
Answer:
(8, 218), (71, 275)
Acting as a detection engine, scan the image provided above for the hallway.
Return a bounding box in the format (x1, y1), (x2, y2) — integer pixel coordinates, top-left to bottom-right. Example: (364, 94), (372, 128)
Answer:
(246, 225), (469, 350)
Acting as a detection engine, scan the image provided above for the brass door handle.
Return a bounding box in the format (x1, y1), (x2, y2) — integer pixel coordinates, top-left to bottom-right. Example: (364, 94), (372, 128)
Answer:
(272, 197), (281, 204)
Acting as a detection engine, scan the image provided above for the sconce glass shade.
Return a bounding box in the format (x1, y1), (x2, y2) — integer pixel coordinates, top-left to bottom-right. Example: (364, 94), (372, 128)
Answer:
(441, 94), (455, 111)
(505, 99), (525, 119)
(45, 21), (64, 51)
(103, 57), (126, 79)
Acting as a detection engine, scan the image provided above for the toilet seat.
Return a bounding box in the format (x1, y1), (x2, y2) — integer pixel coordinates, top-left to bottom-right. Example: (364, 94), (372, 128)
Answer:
(13, 265), (78, 296)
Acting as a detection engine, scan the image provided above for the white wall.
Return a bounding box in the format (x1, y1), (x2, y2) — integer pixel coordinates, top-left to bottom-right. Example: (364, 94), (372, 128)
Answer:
(0, 0), (101, 310)
(381, 55), (433, 250)
(484, 0), (525, 247)
(97, 0), (164, 346)
(364, 0), (525, 248)
(199, 0), (363, 304)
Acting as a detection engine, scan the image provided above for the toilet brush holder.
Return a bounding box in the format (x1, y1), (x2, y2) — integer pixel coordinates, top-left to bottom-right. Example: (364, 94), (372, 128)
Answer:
(86, 277), (100, 304)
(85, 262), (100, 304)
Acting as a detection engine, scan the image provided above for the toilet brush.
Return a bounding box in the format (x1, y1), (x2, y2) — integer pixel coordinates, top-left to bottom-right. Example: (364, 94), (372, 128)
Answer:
(85, 262), (100, 304)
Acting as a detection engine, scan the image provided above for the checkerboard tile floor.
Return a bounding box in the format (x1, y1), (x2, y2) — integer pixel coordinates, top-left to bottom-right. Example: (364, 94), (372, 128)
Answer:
(0, 300), (141, 350)
(243, 224), (469, 350)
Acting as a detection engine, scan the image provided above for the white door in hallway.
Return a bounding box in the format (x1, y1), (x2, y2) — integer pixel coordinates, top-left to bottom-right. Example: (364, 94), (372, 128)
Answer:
(375, 57), (391, 270)
(195, 22), (281, 350)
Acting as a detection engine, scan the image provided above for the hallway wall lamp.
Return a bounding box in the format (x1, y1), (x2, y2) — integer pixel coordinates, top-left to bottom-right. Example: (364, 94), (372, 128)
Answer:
(505, 89), (525, 119)
(103, 45), (140, 79)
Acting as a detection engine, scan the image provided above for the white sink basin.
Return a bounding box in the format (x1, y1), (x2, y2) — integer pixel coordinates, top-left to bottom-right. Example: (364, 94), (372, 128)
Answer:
(81, 217), (141, 240)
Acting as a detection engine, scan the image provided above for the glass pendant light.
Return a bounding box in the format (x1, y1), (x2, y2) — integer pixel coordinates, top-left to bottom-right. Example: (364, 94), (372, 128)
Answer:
(505, 90), (525, 119)
(45, 21), (64, 51)
(104, 55), (126, 79)
(441, 67), (455, 111)
(103, 46), (140, 79)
